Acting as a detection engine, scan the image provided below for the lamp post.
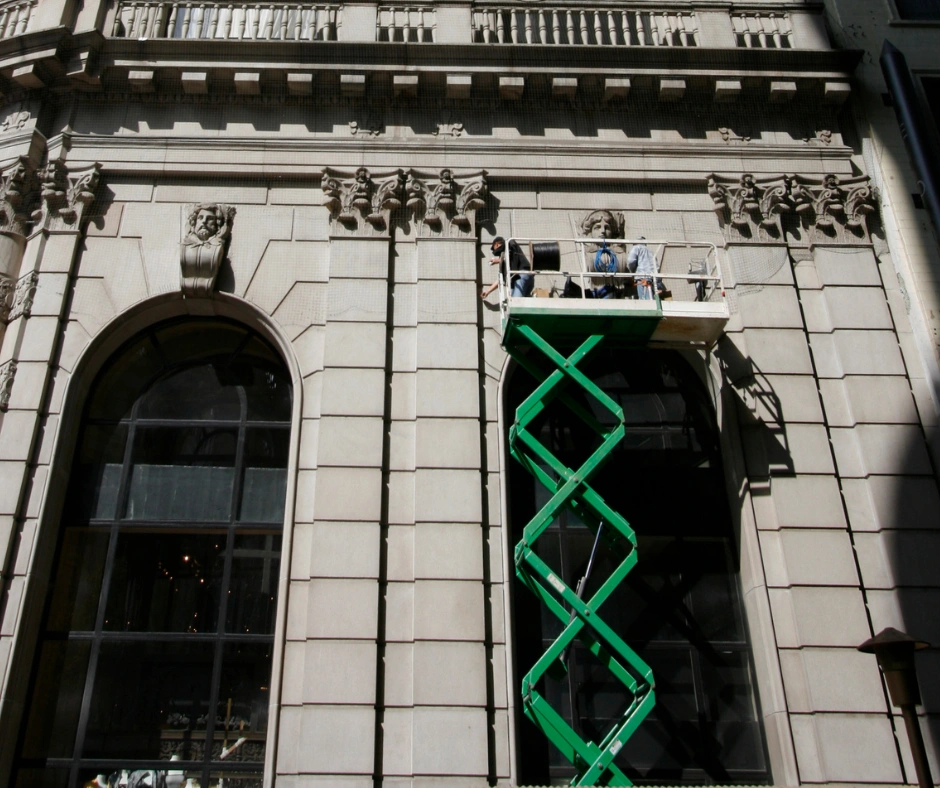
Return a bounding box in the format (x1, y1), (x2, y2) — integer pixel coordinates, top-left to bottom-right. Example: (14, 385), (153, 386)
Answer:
(858, 627), (933, 788)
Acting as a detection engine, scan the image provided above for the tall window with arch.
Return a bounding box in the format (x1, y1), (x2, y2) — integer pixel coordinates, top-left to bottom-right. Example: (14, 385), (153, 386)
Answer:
(507, 348), (771, 785)
(13, 319), (292, 788)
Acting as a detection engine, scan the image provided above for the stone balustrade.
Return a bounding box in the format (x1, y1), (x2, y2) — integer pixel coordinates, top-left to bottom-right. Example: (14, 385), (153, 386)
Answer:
(731, 11), (792, 48)
(0, 0), (34, 39)
(99, 0), (821, 48)
(377, 5), (435, 41)
(112, 0), (340, 39)
(472, 6), (698, 46)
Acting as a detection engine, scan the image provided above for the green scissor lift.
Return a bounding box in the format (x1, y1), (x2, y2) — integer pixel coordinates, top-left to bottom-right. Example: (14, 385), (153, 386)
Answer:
(500, 254), (729, 785)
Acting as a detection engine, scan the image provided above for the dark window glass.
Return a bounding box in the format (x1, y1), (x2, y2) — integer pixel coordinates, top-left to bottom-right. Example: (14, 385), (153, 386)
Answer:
(508, 349), (769, 785)
(15, 319), (291, 788)
(895, 0), (940, 19)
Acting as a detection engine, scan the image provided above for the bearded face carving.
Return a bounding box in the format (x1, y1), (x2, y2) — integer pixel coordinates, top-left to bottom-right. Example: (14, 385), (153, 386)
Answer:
(180, 203), (235, 296)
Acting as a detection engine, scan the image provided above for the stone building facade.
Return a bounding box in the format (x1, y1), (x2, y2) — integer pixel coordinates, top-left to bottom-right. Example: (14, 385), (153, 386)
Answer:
(0, 0), (936, 785)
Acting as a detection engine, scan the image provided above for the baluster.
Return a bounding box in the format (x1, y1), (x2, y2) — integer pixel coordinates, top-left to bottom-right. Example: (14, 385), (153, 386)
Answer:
(565, 9), (573, 44)
(140, 3), (152, 37)
(124, 3), (136, 36)
(291, 3), (300, 38)
(143, 4), (156, 37)
(678, 13), (689, 46)
(756, 14), (767, 47)
(551, 9), (559, 44)
(387, 7), (395, 42)
(138, 2), (150, 37)
(154, 3), (168, 37)
(731, 12), (743, 44)
(279, 2), (288, 39)
(538, 9), (546, 43)
(780, 12), (792, 47)
(128, 2), (141, 36)
(649, 11), (660, 45)
(635, 11), (645, 45)
(404, 7), (413, 42)
(687, 13), (698, 46)
(234, 4), (245, 37)
(304, 5), (314, 39)
(578, 10), (587, 44)
(420, 7), (429, 42)
(249, 5), (259, 38)
(262, 4), (274, 39)
(480, 9), (490, 42)
(180, 3), (192, 37)
(167, 3), (180, 36)
(5, 5), (17, 38)
(607, 9), (615, 44)
(767, 13), (780, 48)
(745, 14), (759, 47)
(496, 8), (504, 43)
(620, 9), (629, 45)
(664, 13), (675, 46)
(209, 4), (221, 38)
(592, 10), (600, 44)
(190, 3), (200, 38)
(221, 3), (232, 37)
(509, 9), (518, 43)
(109, 4), (120, 36)
(524, 9), (532, 43)
(7, 3), (21, 36)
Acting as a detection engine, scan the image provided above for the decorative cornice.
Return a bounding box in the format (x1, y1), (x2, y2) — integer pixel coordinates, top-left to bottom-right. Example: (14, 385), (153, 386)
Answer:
(707, 172), (876, 245)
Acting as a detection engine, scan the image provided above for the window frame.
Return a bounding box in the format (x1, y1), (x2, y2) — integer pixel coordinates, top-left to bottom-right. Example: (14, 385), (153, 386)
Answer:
(13, 318), (294, 788)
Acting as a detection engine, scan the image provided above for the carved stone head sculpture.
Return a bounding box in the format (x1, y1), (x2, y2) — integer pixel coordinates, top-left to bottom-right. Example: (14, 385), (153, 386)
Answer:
(180, 203), (235, 296)
(580, 209), (623, 240)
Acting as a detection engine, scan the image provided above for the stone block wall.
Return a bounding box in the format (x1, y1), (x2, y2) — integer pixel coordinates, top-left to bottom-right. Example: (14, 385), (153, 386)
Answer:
(0, 155), (937, 786)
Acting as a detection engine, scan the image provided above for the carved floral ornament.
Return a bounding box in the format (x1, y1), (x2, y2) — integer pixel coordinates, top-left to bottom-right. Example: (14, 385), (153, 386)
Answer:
(179, 203), (236, 297)
(706, 172), (877, 243)
(321, 167), (487, 236)
(32, 160), (102, 232)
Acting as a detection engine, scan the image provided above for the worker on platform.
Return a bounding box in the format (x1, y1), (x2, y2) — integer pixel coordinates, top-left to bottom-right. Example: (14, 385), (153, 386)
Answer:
(626, 237), (667, 300)
(481, 236), (533, 300)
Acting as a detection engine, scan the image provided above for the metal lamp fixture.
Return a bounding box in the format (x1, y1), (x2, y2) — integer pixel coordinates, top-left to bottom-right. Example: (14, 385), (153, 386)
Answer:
(858, 627), (933, 788)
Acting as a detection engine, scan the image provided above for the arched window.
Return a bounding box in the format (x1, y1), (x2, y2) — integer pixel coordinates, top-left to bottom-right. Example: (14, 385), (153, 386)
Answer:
(14, 319), (292, 788)
(508, 348), (770, 785)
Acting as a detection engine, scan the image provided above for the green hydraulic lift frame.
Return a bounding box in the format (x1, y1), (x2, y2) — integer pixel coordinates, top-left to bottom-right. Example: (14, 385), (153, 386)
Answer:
(503, 303), (662, 787)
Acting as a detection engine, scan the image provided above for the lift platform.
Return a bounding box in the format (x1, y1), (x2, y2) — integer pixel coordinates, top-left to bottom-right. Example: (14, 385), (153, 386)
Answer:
(501, 238), (729, 786)
(498, 237), (730, 349)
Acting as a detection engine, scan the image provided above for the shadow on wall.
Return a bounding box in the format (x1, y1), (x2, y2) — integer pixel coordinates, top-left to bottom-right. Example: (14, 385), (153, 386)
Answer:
(887, 428), (940, 776)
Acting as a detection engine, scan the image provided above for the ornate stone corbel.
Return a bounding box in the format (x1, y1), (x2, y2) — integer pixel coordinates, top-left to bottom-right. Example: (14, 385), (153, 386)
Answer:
(8, 270), (38, 321)
(0, 359), (16, 411)
(321, 167), (404, 236)
(32, 161), (101, 231)
(706, 172), (877, 244)
(454, 173), (487, 230)
(179, 203), (236, 296)
(844, 182), (876, 230)
(404, 168), (486, 235)
(0, 274), (14, 322)
(813, 174), (846, 229)
(0, 157), (33, 237)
